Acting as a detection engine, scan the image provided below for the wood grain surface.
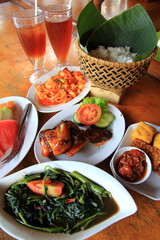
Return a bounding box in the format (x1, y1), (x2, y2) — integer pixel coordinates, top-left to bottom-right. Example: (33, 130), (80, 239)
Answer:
(0, 1), (160, 240)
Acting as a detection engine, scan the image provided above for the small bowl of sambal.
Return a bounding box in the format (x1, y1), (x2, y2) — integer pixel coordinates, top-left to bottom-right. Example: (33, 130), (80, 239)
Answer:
(111, 146), (152, 184)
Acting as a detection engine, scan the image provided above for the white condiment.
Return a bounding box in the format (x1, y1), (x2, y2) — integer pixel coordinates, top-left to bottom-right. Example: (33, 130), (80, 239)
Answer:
(90, 45), (137, 63)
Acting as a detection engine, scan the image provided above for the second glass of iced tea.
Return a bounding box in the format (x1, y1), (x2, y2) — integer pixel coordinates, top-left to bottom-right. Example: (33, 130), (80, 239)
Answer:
(44, 1), (72, 68)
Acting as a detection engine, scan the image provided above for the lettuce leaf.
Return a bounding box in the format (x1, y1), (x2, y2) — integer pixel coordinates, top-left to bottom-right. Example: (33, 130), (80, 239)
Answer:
(80, 97), (108, 113)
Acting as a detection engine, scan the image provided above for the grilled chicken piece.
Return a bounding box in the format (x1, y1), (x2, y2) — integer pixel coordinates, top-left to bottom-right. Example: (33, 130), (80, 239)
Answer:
(39, 130), (53, 158)
(83, 127), (112, 143)
(39, 120), (113, 158)
(64, 121), (89, 157)
(43, 121), (72, 156)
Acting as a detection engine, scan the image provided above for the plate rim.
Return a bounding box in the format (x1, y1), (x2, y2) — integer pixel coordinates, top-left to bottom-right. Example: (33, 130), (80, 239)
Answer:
(27, 66), (91, 113)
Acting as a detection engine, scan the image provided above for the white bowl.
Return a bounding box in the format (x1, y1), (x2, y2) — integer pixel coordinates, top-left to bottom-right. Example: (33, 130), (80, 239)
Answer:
(111, 146), (152, 185)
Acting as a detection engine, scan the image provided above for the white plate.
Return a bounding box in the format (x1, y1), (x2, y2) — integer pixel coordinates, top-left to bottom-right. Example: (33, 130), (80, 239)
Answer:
(27, 66), (90, 113)
(0, 96), (38, 178)
(34, 103), (125, 165)
(0, 161), (137, 240)
(110, 122), (160, 200)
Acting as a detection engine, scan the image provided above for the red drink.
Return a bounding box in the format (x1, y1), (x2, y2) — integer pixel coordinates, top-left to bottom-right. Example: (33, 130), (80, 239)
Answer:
(45, 16), (72, 63)
(16, 22), (46, 68)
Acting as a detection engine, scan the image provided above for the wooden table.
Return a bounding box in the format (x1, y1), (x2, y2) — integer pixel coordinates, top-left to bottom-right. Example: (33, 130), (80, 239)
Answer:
(0, 1), (160, 240)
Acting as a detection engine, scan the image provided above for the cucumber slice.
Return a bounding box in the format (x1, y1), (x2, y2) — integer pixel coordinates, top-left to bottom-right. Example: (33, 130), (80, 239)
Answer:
(73, 112), (83, 126)
(94, 111), (115, 128)
(2, 107), (13, 120)
(0, 109), (3, 120)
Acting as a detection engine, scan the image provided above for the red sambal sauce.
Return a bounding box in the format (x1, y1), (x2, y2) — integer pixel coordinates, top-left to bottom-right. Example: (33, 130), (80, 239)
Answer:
(115, 149), (147, 182)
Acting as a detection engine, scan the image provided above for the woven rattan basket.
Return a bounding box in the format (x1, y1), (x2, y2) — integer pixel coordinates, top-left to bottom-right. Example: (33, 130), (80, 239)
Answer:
(75, 38), (157, 91)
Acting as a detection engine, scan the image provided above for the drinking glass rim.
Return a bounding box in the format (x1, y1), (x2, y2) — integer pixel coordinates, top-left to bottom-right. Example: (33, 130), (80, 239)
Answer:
(44, 4), (72, 14)
(12, 9), (44, 19)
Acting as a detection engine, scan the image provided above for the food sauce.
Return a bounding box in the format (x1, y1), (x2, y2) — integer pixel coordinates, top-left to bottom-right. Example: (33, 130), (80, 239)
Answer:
(115, 149), (147, 182)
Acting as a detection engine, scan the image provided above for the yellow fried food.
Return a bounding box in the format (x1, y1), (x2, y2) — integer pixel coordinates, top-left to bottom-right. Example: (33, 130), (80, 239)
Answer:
(132, 121), (156, 144)
(153, 133), (160, 150)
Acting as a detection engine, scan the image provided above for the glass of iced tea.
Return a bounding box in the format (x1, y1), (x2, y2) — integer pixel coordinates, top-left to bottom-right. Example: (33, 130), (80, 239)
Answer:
(12, 9), (48, 83)
(44, 0), (72, 68)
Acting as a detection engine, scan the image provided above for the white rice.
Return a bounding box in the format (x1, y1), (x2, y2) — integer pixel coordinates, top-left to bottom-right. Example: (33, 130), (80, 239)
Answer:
(90, 45), (137, 63)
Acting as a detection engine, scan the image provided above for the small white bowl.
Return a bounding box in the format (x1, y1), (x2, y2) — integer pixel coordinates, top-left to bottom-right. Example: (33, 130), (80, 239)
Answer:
(111, 146), (152, 184)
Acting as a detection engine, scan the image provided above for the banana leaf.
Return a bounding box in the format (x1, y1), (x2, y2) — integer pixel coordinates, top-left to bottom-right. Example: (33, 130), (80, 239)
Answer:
(77, 0), (106, 50)
(77, 1), (158, 61)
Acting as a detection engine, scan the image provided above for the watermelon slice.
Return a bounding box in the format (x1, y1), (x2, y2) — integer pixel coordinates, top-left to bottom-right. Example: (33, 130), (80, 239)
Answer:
(0, 147), (5, 158)
(0, 120), (19, 157)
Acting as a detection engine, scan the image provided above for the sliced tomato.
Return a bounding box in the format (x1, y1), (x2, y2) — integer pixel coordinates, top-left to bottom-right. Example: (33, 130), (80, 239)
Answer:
(65, 198), (75, 203)
(27, 180), (65, 198)
(76, 103), (102, 125)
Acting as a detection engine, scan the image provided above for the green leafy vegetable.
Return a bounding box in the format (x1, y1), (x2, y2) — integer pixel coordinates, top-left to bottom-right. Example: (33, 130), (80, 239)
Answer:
(4, 167), (113, 234)
(71, 171), (111, 200)
(17, 217), (63, 233)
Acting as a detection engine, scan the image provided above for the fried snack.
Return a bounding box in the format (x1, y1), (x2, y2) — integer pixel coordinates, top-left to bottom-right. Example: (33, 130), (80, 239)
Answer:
(130, 138), (160, 175)
(153, 133), (160, 150)
(132, 121), (156, 144)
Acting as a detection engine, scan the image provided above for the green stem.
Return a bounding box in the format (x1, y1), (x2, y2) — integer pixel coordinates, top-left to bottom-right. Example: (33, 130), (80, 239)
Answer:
(72, 211), (105, 230)
(71, 171), (111, 198)
(17, 219), (63, 233)
(12, 173), (41, 187)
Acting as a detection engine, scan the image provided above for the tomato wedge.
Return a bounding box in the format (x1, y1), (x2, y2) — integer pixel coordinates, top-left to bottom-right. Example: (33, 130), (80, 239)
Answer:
(76, 103), (102, 125)
(27, 180), (65, 198)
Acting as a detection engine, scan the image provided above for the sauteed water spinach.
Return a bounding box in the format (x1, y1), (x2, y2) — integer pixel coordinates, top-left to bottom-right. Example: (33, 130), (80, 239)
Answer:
(4, 166), (118, 234)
